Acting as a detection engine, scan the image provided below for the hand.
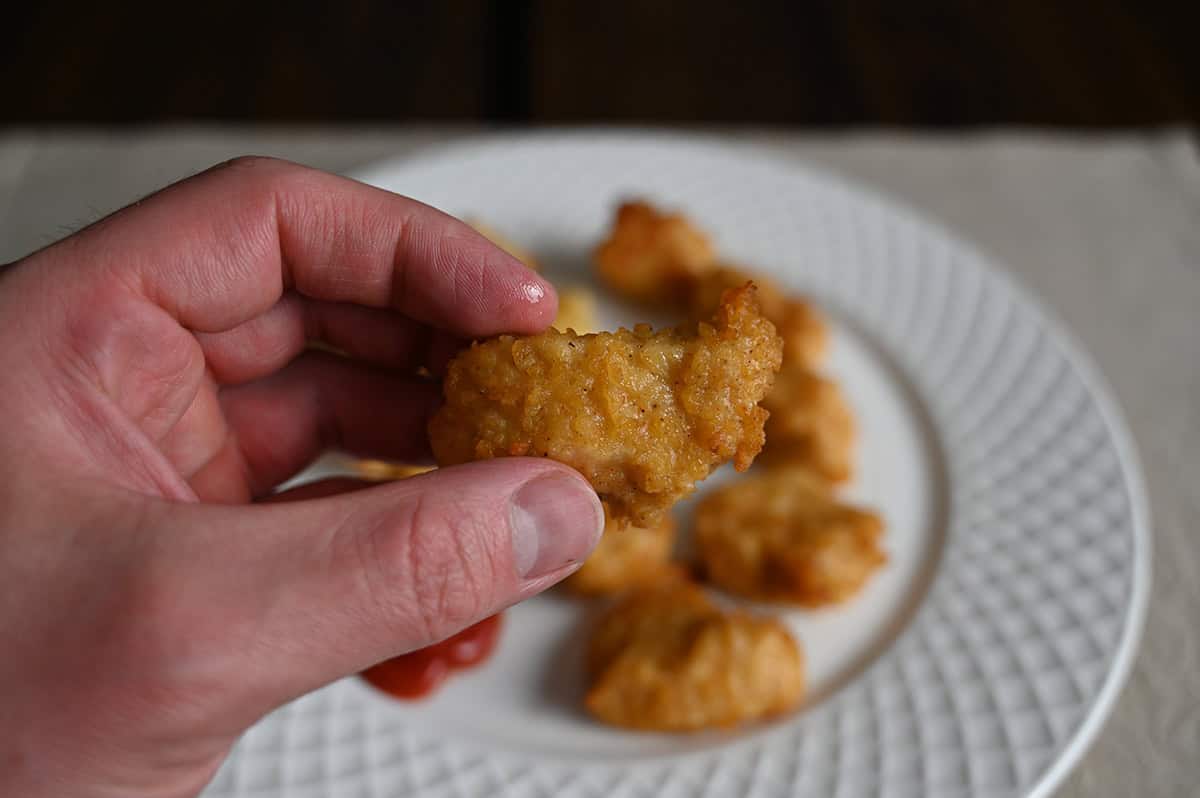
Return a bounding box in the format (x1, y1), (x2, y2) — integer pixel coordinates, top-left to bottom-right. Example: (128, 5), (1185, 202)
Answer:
(0, 157), (603, 798)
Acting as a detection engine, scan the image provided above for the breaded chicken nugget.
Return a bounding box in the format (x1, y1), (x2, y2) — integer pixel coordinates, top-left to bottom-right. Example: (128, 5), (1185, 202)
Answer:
(694, 467), (885, 607)
(585, 582), (805, 731)
(689, 265), (827, 369)
(552, 285), (599, 334)
(564, 512), (679, 596)
(761, 367), (855, 481)
(351, 461), (435, 481)
(594, 201), (716, 305)
(428, 284), (783, 525)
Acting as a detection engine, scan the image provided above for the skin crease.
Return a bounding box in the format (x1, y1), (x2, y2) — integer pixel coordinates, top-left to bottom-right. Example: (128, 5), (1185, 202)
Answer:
(0, 157), (603, 798)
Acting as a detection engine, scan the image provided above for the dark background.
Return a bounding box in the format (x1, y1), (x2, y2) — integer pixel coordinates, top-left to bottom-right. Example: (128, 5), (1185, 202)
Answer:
(4, 1), (1198, 127)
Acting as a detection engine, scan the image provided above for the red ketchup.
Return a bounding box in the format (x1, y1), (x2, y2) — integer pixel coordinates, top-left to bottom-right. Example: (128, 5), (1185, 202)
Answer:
(361, 613), (503, 699)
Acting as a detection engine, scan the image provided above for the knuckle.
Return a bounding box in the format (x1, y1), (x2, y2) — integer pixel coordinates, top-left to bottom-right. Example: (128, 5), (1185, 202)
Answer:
(57, 288), (203, 432)
(210, 156), (304, 206)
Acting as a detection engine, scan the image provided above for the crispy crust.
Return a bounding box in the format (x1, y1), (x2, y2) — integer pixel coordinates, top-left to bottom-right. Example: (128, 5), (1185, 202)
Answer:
(694, 467), (886, 606)
(584, 582), (805, 731)
(428, 284), (783, 525)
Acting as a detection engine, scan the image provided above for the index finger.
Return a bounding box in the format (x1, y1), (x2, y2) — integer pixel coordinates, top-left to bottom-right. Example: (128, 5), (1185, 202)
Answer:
(35, 156), (556, 337)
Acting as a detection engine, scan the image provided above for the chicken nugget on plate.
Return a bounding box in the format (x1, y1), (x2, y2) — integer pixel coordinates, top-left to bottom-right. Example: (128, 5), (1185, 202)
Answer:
(694, 467), (885, 607)
(593, 201), (716, 306)
(564, 512), (680, 596)
(585, 581), (805, 731)
(688, 265), (827, 369)
(552, 285), (600, 334)
(761, 367), (856, 482)
(350, 460), (435, 481)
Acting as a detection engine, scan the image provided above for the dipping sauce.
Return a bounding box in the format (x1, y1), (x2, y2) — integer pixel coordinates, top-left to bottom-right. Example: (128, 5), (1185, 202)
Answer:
(361, 613), (503, 699)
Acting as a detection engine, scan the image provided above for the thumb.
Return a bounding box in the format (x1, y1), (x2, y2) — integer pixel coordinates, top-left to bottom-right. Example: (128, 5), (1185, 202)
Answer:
(159, 458), (603, 712)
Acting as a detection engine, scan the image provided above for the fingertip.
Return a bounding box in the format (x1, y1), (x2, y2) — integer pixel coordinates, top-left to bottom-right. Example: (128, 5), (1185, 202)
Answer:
(512, 270), (559, 332)
(510, 470), (604, 580)
(437, 458), (602, 574)
(452, 216), (558, 334)
(458, 236), (558, 336)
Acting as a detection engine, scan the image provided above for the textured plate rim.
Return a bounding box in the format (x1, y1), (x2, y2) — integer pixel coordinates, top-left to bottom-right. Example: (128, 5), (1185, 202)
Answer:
(345, 130), (1153, 797)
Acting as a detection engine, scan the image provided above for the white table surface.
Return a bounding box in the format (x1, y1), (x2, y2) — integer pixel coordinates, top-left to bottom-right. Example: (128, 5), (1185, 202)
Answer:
(1, 126), (1196, 798)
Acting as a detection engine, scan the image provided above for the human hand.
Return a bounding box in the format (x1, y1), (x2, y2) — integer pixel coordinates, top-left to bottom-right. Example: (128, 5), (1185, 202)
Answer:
(0, 157), (603, 797)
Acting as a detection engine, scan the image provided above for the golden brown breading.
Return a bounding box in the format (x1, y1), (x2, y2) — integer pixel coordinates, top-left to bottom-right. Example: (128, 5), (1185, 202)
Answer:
(761, 367), (856, 481)
(688, 265), (827, 369)
(594, 201), (716, 305)
(350, 460), (435, 481)
(552, 286), (599, 334)
(428, 284), (783, 525)
(585, 582), (805, 731)
(585, 581), (718, 681)
(563, 512), (679, 596)
(694, 467), (886, 607)
(468, 220), (540, 271)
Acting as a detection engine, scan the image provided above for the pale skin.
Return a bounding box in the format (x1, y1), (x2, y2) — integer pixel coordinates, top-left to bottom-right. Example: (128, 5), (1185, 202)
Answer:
(0, 157), (603, 797)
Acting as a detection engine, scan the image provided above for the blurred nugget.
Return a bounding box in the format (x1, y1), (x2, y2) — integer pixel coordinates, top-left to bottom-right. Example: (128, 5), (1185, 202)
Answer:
(761, 368), (856, 482)
(552, 285), (600, 333)
(694, 467), (885, 607)
(564, 512), (679, 596)
(352, 460), (435, 481)
(585, 582), (805, 731)
(594, 200), (716, 305)
(688, 265), (828, 369)
(428, 284), (783, 525)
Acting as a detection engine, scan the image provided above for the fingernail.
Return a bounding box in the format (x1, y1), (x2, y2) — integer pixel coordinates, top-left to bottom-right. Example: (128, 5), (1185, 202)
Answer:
(510, 474), (603, 579)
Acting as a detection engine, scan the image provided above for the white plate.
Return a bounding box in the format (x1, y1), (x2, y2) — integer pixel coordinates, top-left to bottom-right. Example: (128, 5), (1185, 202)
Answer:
(203, 134), (1150, 798)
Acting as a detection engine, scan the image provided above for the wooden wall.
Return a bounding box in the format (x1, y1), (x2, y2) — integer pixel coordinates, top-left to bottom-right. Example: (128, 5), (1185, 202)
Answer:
(3, 1), (1196, 126)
